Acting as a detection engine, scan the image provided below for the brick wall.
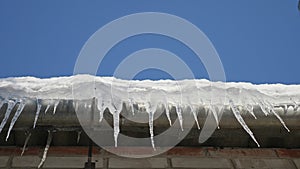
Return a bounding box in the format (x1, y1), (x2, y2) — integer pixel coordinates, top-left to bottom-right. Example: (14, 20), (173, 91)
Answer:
(0, 147), (299, 169)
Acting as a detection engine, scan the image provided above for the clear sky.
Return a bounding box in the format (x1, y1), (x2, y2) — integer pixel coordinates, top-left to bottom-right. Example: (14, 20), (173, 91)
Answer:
(0, 1), (299, 84)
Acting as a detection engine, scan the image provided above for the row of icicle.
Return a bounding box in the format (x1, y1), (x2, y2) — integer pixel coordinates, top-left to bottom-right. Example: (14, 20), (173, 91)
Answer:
(96, 97), (295, 149)
(0, 98), (59, 168)
(0, 97), (298, 167)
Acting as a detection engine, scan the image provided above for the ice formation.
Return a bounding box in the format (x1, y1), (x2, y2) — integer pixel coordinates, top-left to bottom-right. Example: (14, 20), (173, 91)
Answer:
(0, 100), (17, 134)
(33, 99), (42, 129)
(6, 100), (26, 141)
(21, 132), (31, 156)
(229, 99), (260, 147)
(0, 75), (299, 149)
(53, 100), (59, 114)
(38, 130), (52, 168)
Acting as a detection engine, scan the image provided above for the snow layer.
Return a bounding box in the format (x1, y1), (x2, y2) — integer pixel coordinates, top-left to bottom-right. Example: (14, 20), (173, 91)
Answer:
(0, 75), (300, 148)
(0, 74), (299, 104)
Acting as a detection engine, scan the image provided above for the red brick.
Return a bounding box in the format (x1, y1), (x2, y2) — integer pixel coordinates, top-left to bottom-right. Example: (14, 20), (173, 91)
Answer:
(276, 149), (300, 158)
(47, 146), (101, 155)
(208, 148), (277, 158)
(166, 147), (206, 157)
(0, 147), (15, 155)
(0, 147), (41, 156)
(104, 147), (156, 157)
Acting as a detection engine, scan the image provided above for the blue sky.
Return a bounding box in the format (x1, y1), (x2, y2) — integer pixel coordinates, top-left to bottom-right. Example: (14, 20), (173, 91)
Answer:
(0, 1), (299, 84)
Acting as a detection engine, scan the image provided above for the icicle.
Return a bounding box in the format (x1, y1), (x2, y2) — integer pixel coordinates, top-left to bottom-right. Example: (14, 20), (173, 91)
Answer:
(110, 100), (122, 147)
(38, 130), (53, 168)
(246, 104), (257, 119)
(148, 110), (156, 150)
(33, 99), (42, 129)
(175, 104), (183, 131)
(53, 100), (59, 114)
(77, 130), (82, 144)
(113, 110), (120, 147)
(209, 104), (220, 129)
(256, 100), (269, 116)
(44, 104), (50, 114)
(21, 132), (31, 156)
(229, 100), (260, 147)
(0, 100), (17, 134)
(97, 98), (104, 122)
(164, 103), (172, 126)
(270, 108), (290, 132)
(128, 98), (135, 115)
(6, 100), (26, 141)
(189, 105), (200, 130)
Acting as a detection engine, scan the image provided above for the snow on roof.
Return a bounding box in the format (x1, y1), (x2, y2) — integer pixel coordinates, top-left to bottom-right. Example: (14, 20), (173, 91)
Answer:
(0, 75), (299, 149)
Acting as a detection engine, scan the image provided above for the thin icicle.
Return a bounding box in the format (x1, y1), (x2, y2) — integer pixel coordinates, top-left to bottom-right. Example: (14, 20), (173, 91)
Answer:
(128, 98), (135, 115)
(113, 110), (120, 147)
(175, 104), (183, 131)
(256, 100), (269, 116)
(6, 100), (26, 141)
(38, 130), (53, 168)
(270, 108), (290, 132)
(77, 130), (82, 144)
(44, 104), (50, 114)
(189, 105), (200, 130)
(21, 132), (31, 156)
(148, 110), (156, 150)
(0, 100), (17, 134)
(209, 104), (220, 129)
(164, 103), (172, 126)
(97, 98), (104, 122)
(246, 104), (257, 119)
(229, 100), (260, 147)
(53, 100), (59, 114)
(265, 101), (290, 132)
(33, 99), (42, 129)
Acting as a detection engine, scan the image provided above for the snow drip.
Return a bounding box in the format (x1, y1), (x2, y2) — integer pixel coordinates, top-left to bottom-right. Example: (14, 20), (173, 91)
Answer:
(0, 75), (299, 148)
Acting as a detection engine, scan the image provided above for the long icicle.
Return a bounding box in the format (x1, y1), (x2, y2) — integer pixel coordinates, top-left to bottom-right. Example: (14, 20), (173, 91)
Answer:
(270, 109), (290, 132)
(265, 101), (290, 132)
(0, 100), (17, 134)
(190, 105), (200, 130)
(148, 110), (156, 150)
(229, 100), (260, 147)
(33, 99), (42, 129)
(21, 132), (32, 156)
(113, 110), (120, 147)
(38, 130), (53, 168)
(164, 103), (172, 126)
(6, 100), (26, 141)
(175, 104), (183, 131)
(209, 104), (220, 129)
